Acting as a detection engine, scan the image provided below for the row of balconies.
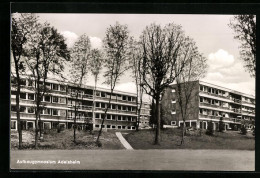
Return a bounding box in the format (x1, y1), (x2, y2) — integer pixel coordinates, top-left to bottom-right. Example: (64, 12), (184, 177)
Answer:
(199, 114), (241, 123)
(200, 90), (255, 105)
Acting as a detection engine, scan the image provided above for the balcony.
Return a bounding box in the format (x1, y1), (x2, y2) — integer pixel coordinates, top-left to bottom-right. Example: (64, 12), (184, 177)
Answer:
(200, 90), (229, 99)
(199, 114), (240, 123)
(229, 108), (242, 114)
(67, 116), (92, 122)
(67, 104), (92, 110)
(199, 102), (230, 111)
(68, 92), (93, 100)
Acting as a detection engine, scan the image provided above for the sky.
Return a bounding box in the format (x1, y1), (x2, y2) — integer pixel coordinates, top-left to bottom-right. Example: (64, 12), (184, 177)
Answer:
(36, 13), (255, 97)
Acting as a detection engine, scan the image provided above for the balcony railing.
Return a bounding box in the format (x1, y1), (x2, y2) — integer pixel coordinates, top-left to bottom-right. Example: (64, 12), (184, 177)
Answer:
(200, 90), (229, 99)
(68, 92), (93, 99)
(67, 116), (92, 122)
(229, 108), (242, 113)
(199, 114), (240, 123)
(199, 102), (230, 111)
(67, 104), (92, 110)
(242, 100), (255, 105)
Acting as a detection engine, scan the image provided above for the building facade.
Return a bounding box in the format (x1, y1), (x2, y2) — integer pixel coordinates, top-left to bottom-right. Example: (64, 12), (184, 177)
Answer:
(10, 76), (150, 131)
(161, 81), (255, 130)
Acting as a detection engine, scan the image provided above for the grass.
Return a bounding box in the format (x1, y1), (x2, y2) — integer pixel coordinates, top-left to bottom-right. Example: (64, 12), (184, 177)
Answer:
(11, 129), (125, 150)
(124, 128), (255, 150)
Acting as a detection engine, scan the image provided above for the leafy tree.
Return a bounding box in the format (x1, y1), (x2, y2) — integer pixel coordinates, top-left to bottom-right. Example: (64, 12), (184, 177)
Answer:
(206, 121), (214, 136)
(96, 22), (132, 143)
(24, 21), (70, 148)
(241, 124), (247, 135)
(69, 34), (91, 143)
(89, 48), (103, 132)
(219, 116), (225, 132)
(175, 40), (207, 144)
(11, 13), (39, 149)
(139, 23), (199, 145)
(129, 38), (144, 131)
(229, 15), (256, 77)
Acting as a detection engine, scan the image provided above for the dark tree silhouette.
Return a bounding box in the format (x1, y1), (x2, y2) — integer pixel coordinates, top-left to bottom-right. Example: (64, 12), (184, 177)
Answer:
(229, 15), (256, 77)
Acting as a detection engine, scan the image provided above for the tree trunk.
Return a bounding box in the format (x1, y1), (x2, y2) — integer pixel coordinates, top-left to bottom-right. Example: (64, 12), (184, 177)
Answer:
(15, 83), (22, 149)
(34, 111), (39, 148)
(181, 122), (186, 145)
(154, 93), (160, 145)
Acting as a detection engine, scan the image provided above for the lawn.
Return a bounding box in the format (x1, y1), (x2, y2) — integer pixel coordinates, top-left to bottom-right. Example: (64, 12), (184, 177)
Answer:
(10, 129), (125, 150)
(124, 128), (255, 150)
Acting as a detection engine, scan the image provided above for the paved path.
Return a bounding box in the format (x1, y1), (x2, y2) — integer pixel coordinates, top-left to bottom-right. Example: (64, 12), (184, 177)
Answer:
(10, 149), (254, 171)
(115, 132), (133, 150)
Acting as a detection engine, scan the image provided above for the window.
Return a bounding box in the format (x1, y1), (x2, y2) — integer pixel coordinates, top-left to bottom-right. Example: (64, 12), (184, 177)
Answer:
(45, 95), (51, 102)
(171, 121), (176, 125)
(171, 99), (176, 103)
(112, 125), (116, 129)
(122, 96), (127, 101)
(20, 106), (26, 113)
(117, 95), (122, 100)
(44, 108), (51, 115)
(107, 125), (111, 129)
(118, 105), (121, 110)
(101, 114), (105, 119)
(122, 116), (126, 121)
(95, 125), (99, 128)
(52, 84), (59, 91)
(28, 93), (34, 100)
(111, 104), (116, 110)
(52, 109), (59, 116)
(60, 85), (66, 91)
(28, 107), (34, 114)
(118, 116), (122, 121)
(20, 79), (26, 86)
(96, 102), (101, 108)
(122, 126), (126, 129)
(122, 106), (126, 111)
(101, 125), (105, 128)
(199, 108), (203, 114)
(128, 97), (132, 101)
(95, 113), (100, 119)
(11, 121), (16, 130)
(101, 103), (106, 108)
(171, 110), (176, 115)
(28, 80), (33, 86)
(101, 92), (106, 97)
(11, 105), (16, 112)
(171, 89), (176, 93)
(59, 97), (66, 104)
(52, 96), (59, 103)
(20, 93), (26, 99)
(118, 125), (122, 129)
(107, 114), (111, 120)
(200, 85), (203, 91)
(112, 115), (116, 120)
(131, 126), (135, 130)
(131, 117), (135, 122)
(200, 97), (203, 103)
(128, 106), (131, 111)
(128, 116), (131, 121)
(127, 126), (131, 130)
(96, 91), (101, 97)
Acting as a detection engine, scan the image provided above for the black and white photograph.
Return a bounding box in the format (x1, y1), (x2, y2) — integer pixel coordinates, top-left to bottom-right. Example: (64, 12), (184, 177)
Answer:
(10, 11), (255, 171)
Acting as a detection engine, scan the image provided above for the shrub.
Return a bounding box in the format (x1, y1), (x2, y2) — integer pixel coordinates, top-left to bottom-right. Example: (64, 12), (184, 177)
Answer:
(206, 121), (214, 136)
(241, 125), (247, 135)
(219, 117), (225, 132)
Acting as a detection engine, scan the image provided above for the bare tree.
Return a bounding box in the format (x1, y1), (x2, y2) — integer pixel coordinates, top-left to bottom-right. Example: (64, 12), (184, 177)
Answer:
(129, 38), (144, 131)
(175, 41), (207, 144)
(89, 49), (103, 132)
(24, 21), (70, 148)
(69, 34), (91, 143)
(96, 22), (131, 144)
(139, 23), (196, 145)
(229, 15), (256, 77)
(11, 13), (39, 149)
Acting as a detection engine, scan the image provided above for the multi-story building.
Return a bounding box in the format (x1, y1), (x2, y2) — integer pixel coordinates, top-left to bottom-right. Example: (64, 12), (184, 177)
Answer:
(138, 102), (152, 129)
(10, 76), (150, 131)
(161, 80), (255, 130)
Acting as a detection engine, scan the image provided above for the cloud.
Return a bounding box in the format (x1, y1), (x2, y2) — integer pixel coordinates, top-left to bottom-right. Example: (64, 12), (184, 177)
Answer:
(60, 31), (78, 48)
(90, 36), (102, 49)
(208, 49), (235, 70)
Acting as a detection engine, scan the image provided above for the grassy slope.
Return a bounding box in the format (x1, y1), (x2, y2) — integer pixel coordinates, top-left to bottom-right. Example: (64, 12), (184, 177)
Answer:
(10, 129), (125, 150)
(124, 128), (255, 150)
